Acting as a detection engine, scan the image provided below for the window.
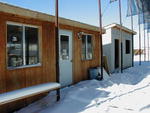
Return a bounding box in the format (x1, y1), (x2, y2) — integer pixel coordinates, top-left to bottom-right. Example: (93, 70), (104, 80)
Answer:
(60, 35), (69, 60)
(126, 40), (130, 54)
(7, 23), (40, 68)
(82, 34), (93, 60)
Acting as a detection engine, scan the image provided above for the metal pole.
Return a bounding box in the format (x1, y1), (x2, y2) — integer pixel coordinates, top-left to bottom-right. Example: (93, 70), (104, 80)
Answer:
(98, 0), (103, 79)
(119, 0), (123, 73)
(147, 30), (149, 61)
(144, 29), (146, 61)
(130, 0), (134, 67)
(55, 0), (60, 101)
(142, 2), (146, 61)
(132, 34), (134, 65)
(138, 13), (141, 65)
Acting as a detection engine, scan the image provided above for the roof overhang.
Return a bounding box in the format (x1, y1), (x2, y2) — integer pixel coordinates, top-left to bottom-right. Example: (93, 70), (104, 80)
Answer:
(104, 23), (137, 35)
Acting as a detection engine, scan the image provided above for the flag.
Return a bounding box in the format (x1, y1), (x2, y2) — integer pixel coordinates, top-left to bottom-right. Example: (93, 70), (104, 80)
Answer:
(110, 0), (117, 3)
(140, 12), (150, 24)
(138, 0), (150, 13)
(127, 0), (150, 17)
(127, 0), (138, 17)
(144, 23), (150, 30)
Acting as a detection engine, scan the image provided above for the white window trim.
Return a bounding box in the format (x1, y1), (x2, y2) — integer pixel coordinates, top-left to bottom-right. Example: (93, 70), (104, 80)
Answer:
(7, 21), (39, 28)
(7, 22), (41, 70)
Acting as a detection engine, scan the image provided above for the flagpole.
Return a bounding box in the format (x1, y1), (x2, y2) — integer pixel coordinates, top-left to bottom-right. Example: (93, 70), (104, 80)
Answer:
(130, 0), (134, 67)
(118, 0), (123, 73)
(144, 29), (146, 61)
(55, 0), (60, 101)
(138, 13), (142, 65)
(98, 0), (103, 79)
(142, 2), (146, 61)
(147, 30), (149, 61)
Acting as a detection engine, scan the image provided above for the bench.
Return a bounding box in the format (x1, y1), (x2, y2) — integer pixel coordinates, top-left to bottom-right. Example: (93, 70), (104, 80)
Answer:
(0, 82), (61, 105)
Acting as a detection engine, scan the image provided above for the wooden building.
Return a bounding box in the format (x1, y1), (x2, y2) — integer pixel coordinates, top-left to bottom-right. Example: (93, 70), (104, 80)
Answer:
(103, 23), (136, 73)
(0, 2), (105, 112)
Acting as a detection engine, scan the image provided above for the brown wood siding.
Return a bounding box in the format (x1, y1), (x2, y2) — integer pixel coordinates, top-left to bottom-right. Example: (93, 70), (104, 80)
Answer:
(60, 25), (101, 83)
(0, 12), (56, 112)
(0, 12), (101, 112)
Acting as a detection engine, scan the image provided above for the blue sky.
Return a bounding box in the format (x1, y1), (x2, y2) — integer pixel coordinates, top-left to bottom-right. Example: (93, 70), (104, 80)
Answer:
(0, 0), (144, 48)
(0, 0), (131, 26)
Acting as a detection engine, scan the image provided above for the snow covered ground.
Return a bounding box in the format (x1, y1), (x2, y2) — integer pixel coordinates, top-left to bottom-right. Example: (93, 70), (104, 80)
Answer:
(16, 55), (150, 113)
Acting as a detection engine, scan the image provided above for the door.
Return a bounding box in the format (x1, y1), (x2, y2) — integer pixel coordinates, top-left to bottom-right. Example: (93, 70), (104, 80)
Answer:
(59, 30), (72, 87)
(114, 39), (119, 69)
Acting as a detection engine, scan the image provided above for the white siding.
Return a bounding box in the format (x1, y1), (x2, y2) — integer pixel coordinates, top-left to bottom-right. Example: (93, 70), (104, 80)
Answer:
(102, 29), (113, 72)
(103, 27), (133, 73)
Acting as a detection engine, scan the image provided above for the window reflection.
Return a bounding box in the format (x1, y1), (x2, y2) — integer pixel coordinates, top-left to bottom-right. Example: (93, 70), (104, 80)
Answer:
(25, 27), (39, 65)
(82, 35), (86, 59)
(81, 34), (93, 60)
(7, 24), (40, 68)
(7, 25), (23, 67)
(60, 35), (69, 60)
(87, 35), (93, 59)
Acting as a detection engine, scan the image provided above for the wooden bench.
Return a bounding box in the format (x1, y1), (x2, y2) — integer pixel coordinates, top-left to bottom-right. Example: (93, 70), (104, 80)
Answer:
(0, 82), (61, 105)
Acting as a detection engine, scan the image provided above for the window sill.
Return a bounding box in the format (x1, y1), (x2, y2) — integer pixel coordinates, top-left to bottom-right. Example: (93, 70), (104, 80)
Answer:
(7, 63), (42, 70)
(81, 59), (93, 61)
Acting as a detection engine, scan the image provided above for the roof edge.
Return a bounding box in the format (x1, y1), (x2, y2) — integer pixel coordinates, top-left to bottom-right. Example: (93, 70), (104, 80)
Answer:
(104, 23), (137, 35)
(0, 2), (105, 34)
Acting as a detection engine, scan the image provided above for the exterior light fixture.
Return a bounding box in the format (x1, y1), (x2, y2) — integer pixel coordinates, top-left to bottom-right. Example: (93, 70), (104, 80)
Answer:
(77, 32), (84, 40)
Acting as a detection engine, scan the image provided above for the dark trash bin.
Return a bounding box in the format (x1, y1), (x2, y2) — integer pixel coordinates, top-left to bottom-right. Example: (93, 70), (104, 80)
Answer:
(88, 67), (103, 80)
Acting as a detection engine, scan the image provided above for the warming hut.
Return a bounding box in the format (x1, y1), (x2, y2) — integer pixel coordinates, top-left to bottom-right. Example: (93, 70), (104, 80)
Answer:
(103, 23), (136, 73)
(0, 2), (105, 112)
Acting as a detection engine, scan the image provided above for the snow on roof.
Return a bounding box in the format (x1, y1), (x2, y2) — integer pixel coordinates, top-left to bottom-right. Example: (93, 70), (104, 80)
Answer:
(104, 23), (137, 35)
(0, 2), (105, 34)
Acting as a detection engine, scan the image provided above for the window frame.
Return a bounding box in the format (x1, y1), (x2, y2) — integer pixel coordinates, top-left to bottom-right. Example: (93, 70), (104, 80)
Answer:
(81, 34), (93, 60)
(6, 22), (41, 70)
(125, 40), (131, 54)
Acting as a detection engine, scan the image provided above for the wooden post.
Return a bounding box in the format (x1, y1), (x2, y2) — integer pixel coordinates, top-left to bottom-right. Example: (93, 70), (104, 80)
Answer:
(55, 0), (60, 101)
(98, 0), (103, 79)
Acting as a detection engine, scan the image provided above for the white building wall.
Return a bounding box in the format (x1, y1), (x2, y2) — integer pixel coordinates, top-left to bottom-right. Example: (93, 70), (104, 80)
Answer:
(103, 27), (133, 73)
(122, 31), (133, 68)
(111, 28), (120, 72)
(102, 29), (113, 72)
(103, 29), (112, 45)
(112, 28), (132, 71)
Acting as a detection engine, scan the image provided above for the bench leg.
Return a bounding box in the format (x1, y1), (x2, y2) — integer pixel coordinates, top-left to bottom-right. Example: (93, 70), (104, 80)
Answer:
(56, 89), (60, 101)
